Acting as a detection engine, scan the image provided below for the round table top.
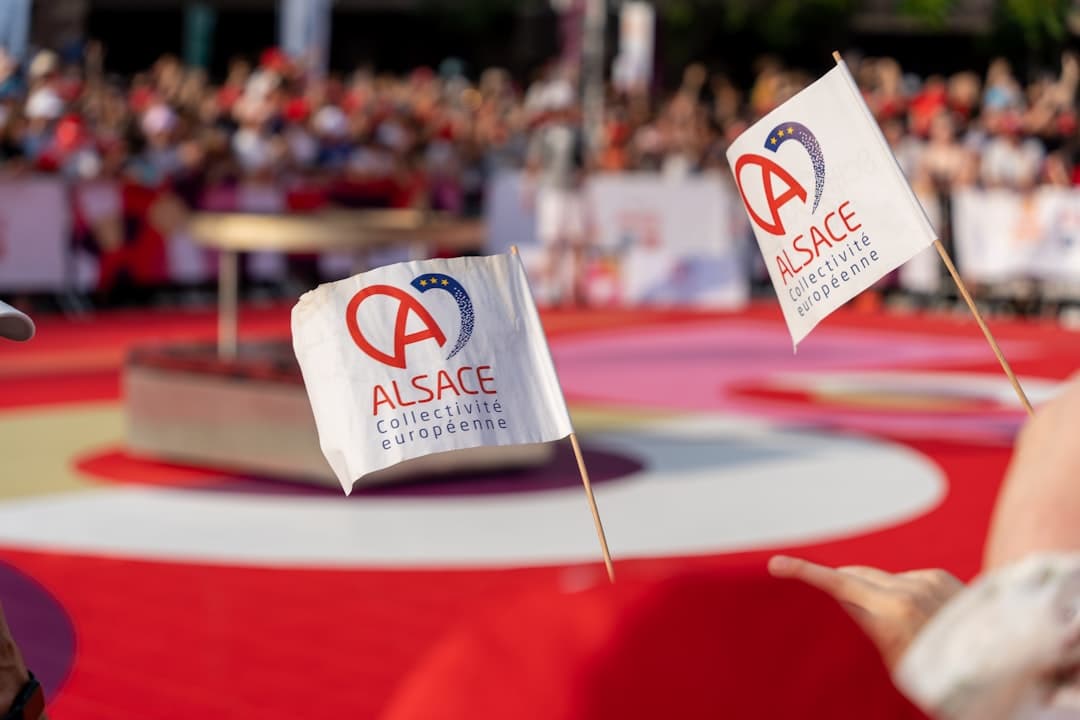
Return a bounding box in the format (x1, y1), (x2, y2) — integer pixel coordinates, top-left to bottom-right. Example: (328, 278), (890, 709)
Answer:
(187, 208), (486, 253)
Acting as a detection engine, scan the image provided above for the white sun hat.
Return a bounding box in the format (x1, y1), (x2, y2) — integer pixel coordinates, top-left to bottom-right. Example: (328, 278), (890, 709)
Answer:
(0, 301), (34, 341)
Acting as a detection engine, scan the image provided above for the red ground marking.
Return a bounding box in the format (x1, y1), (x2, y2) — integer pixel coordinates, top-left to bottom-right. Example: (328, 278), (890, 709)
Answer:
(0, 430), (1005, 718)
(74, 449), (226, 489)
(0, 303), (1067, 717)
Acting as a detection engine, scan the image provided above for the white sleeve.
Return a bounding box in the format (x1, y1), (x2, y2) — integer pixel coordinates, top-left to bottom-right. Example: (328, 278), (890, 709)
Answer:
(896, 553), (1080, 720)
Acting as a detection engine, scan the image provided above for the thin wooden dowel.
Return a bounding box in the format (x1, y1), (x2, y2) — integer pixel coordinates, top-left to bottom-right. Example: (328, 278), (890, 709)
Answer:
(832, 50), (1033, 417)
(510, 243), (616, 582)
(933, 239), (1034, 416)
(569, 432), (616, 583)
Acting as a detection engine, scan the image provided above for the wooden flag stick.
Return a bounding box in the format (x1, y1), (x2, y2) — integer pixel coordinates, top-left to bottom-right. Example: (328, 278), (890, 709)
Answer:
(569, 431), (617, 583)
(932, 239), (1034, 415)
(831, 50), (1034, 417)
(509, 245), (616, 582)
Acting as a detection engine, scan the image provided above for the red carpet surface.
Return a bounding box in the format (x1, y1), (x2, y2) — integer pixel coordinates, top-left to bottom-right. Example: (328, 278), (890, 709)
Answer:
(0, 301), (1074, 718)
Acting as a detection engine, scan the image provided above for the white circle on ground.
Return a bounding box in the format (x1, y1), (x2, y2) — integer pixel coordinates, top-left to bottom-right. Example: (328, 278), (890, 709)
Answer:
(0, 412), (943, 568)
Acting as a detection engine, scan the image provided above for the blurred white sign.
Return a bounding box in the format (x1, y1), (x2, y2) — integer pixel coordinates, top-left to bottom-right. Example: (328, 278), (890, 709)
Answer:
(0, 179), (69, 291)
(587, 172), (748, 308)
(613, 1), (654, 92)
(952, 188), (1080, 284)
(486, 170), (749, 308)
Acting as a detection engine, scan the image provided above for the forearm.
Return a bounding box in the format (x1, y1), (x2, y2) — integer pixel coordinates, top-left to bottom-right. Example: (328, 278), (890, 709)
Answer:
(984, 376), (1080, 569)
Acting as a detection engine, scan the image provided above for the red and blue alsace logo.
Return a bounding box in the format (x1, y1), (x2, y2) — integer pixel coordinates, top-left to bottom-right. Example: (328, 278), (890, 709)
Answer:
(346, 273), (474, 369)
(345, 274), (496, 416)
(733, 122), (864, 287)
(733, 121), (825, 236)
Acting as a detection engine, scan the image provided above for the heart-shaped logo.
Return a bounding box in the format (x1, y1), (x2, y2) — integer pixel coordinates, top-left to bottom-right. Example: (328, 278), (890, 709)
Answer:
(345, 273), (474, 369)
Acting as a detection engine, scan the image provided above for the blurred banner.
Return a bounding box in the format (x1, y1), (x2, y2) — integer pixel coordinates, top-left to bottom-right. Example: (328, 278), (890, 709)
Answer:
(18, 178), (1080, 305)
(952, 188), (1080, 284)
(613, 1), (655, 93)
(898, 191), (945, 295)
(0, 0), (30, 61)
(280, 0), (332, 77)
(485, 171), (540, 255)
(0, 179), (69, 291)
(586, 173), (748, 307)
(486, 171), (748, 308)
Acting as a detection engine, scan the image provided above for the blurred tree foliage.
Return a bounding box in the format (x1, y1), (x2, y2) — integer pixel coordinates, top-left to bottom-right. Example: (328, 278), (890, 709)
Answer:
(654, 0), (1070, 46)
(896, 0), (957, 29)
(418, 0), (527, 32)
(658, 0), (857, 49)
(405, 0), (1071, 82)
(652, 0), (1072, 79)
(411, 0), (553, 77)
(655, 0), (856, 78)
(995, 0), (1071, 50)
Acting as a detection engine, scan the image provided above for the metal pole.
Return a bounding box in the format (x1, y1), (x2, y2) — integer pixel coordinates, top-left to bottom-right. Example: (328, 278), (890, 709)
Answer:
(0, 0), (31, 61)
(280, 0), (333, 79)
(218, 250), (238, 360)
(582, 0), (606, 157)
(183, 2), (216, 70)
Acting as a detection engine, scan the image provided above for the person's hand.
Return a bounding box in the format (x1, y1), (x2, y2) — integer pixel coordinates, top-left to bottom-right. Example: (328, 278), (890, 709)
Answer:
(768, 555), (963, 669)
(0, 602), (29, 710)
(984, 374), (1080, 569)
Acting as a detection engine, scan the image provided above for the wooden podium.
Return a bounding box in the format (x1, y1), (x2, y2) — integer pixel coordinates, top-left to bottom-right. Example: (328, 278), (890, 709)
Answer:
(125, 209), (553, 488)
(186, 208), (484, 359)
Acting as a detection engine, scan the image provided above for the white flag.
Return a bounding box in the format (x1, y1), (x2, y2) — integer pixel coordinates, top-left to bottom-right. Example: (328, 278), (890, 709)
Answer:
(726, 60), (937, 347)
(292, 254), (573, 494)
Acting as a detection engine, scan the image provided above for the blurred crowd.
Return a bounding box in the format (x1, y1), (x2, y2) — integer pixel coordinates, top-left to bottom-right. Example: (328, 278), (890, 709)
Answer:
(601, 52), (1080, 192)
(1, 44), (1078, 204)
(0, 45), (510, 215)
(1, 43), (1078, 298)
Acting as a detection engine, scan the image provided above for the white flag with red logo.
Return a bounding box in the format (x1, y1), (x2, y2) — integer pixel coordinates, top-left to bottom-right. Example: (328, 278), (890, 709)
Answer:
(292, 253), (573, 494)
(726, 60), (937, 347)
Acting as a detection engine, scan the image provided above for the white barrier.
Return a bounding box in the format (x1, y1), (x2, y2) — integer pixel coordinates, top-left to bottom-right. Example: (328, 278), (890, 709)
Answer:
(898, 191), (945, 295)
(486, 171), (750, 308)
(484, 171), (539, 254)
(952, 188), (1080, 285)
(0, 178), (70, 292)
(15, 176), (1080, 305)
(587, 172), (748, 307)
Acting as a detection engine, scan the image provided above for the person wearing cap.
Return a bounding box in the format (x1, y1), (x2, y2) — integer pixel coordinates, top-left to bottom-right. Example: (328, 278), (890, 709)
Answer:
(0, 301), (46, 719)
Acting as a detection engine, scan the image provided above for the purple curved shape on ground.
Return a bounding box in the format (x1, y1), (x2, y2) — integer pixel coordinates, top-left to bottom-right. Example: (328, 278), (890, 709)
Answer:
(202, 442), (642, 498)
(0, 561), (76, 700)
